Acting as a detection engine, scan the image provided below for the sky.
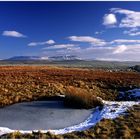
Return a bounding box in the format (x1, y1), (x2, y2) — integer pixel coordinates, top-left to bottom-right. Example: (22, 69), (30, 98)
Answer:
(1, 1), (140, 61)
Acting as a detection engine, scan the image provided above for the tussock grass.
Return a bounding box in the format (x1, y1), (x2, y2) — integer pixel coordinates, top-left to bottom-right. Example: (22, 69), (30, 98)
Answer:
(64, 86), (103, 109)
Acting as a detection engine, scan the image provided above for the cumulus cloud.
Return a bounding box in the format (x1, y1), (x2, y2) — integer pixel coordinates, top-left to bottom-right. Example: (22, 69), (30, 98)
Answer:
(113, 45), (127, 54)
(104, 8), (140, 29)
(42, 42), (140, 61)
(125, 31), (140, 36)
(69, 37), (140, 60)
(111, 8), (134, 15)
(43, 44), (77, 50)
(111, 8), (140, 28)
(46, 40), (55, 44)
(2, 30), (26, 38)
(81, 44), (140, 61)
(103, 14), (117, 26)
(28, 40), (55, 46)
(41, 35), (140, 61)
(68, 36), (107, 46)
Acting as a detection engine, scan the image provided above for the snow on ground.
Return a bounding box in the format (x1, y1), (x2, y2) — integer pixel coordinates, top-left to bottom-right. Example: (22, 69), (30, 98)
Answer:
(49, 100), (139, 134)
(0, 89), (140, 136)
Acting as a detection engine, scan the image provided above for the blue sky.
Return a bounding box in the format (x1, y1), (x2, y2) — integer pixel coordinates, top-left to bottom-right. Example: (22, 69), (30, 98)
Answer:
(1, 2), (140, 61)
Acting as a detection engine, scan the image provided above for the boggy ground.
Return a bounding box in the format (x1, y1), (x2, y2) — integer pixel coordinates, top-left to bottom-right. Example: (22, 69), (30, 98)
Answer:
(0, 66), (140, 138)
(0, 66), (140, 107)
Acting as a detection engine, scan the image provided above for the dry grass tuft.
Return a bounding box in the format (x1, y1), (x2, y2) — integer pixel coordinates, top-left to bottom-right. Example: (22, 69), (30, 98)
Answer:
(64, 86), (103, 109)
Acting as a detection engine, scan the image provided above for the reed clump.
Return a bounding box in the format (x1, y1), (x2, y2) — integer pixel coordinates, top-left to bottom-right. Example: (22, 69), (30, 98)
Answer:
(64, 86), (103, 109)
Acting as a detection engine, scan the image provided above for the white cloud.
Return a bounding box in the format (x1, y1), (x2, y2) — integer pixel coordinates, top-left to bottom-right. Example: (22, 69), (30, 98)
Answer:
(28, 39), (55, 46)
(103, 14), (117, 26)
(85, 46), (113, 51)
(111, 8), (134, 15)
(68, 36), (107, 46)
(28, 42), (38, 46)
(42, 42), (140, 61)
(127, 31), (140, 36)
(95, 31), (104, 35)
(106, 8), (140, 28)
(41, 35), (140, 61)
(46, 40), (55, 44)
(111, 39), (140, 44)
(95, 31), (100, 35)
(43, 44), (77, 50)
(123, 28), (140, 36)
(2, 31), (26, 38)
(67, 47), (81, 51)
(69, 36), (140, 47)
(113, 45), (127, 54)
(84, 44), (140, 60)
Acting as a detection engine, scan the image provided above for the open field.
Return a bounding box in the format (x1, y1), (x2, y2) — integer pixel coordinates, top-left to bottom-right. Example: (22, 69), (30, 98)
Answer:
(0, 66), (140, 138)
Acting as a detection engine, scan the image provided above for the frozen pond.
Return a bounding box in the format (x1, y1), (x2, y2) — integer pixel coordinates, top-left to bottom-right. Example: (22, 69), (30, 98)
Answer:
(0, 101), (93, 130)
(0, 88), (139, 136)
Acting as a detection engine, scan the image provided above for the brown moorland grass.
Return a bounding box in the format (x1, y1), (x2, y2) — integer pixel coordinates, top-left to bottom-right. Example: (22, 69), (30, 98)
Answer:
(0, 66), (140, 107)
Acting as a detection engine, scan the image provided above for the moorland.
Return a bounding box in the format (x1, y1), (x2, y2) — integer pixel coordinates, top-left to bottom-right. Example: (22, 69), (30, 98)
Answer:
(0, 61), (139, 139)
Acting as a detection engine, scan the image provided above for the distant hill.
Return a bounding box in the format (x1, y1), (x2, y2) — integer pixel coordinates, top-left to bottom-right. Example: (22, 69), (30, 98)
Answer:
(5, 55), (81, 61)
(0, 55), (140, 70)
(5, 56), (47, 61)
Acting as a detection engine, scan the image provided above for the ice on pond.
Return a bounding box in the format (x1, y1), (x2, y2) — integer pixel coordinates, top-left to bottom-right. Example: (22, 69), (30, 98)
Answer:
(0, 89), (140, 136)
